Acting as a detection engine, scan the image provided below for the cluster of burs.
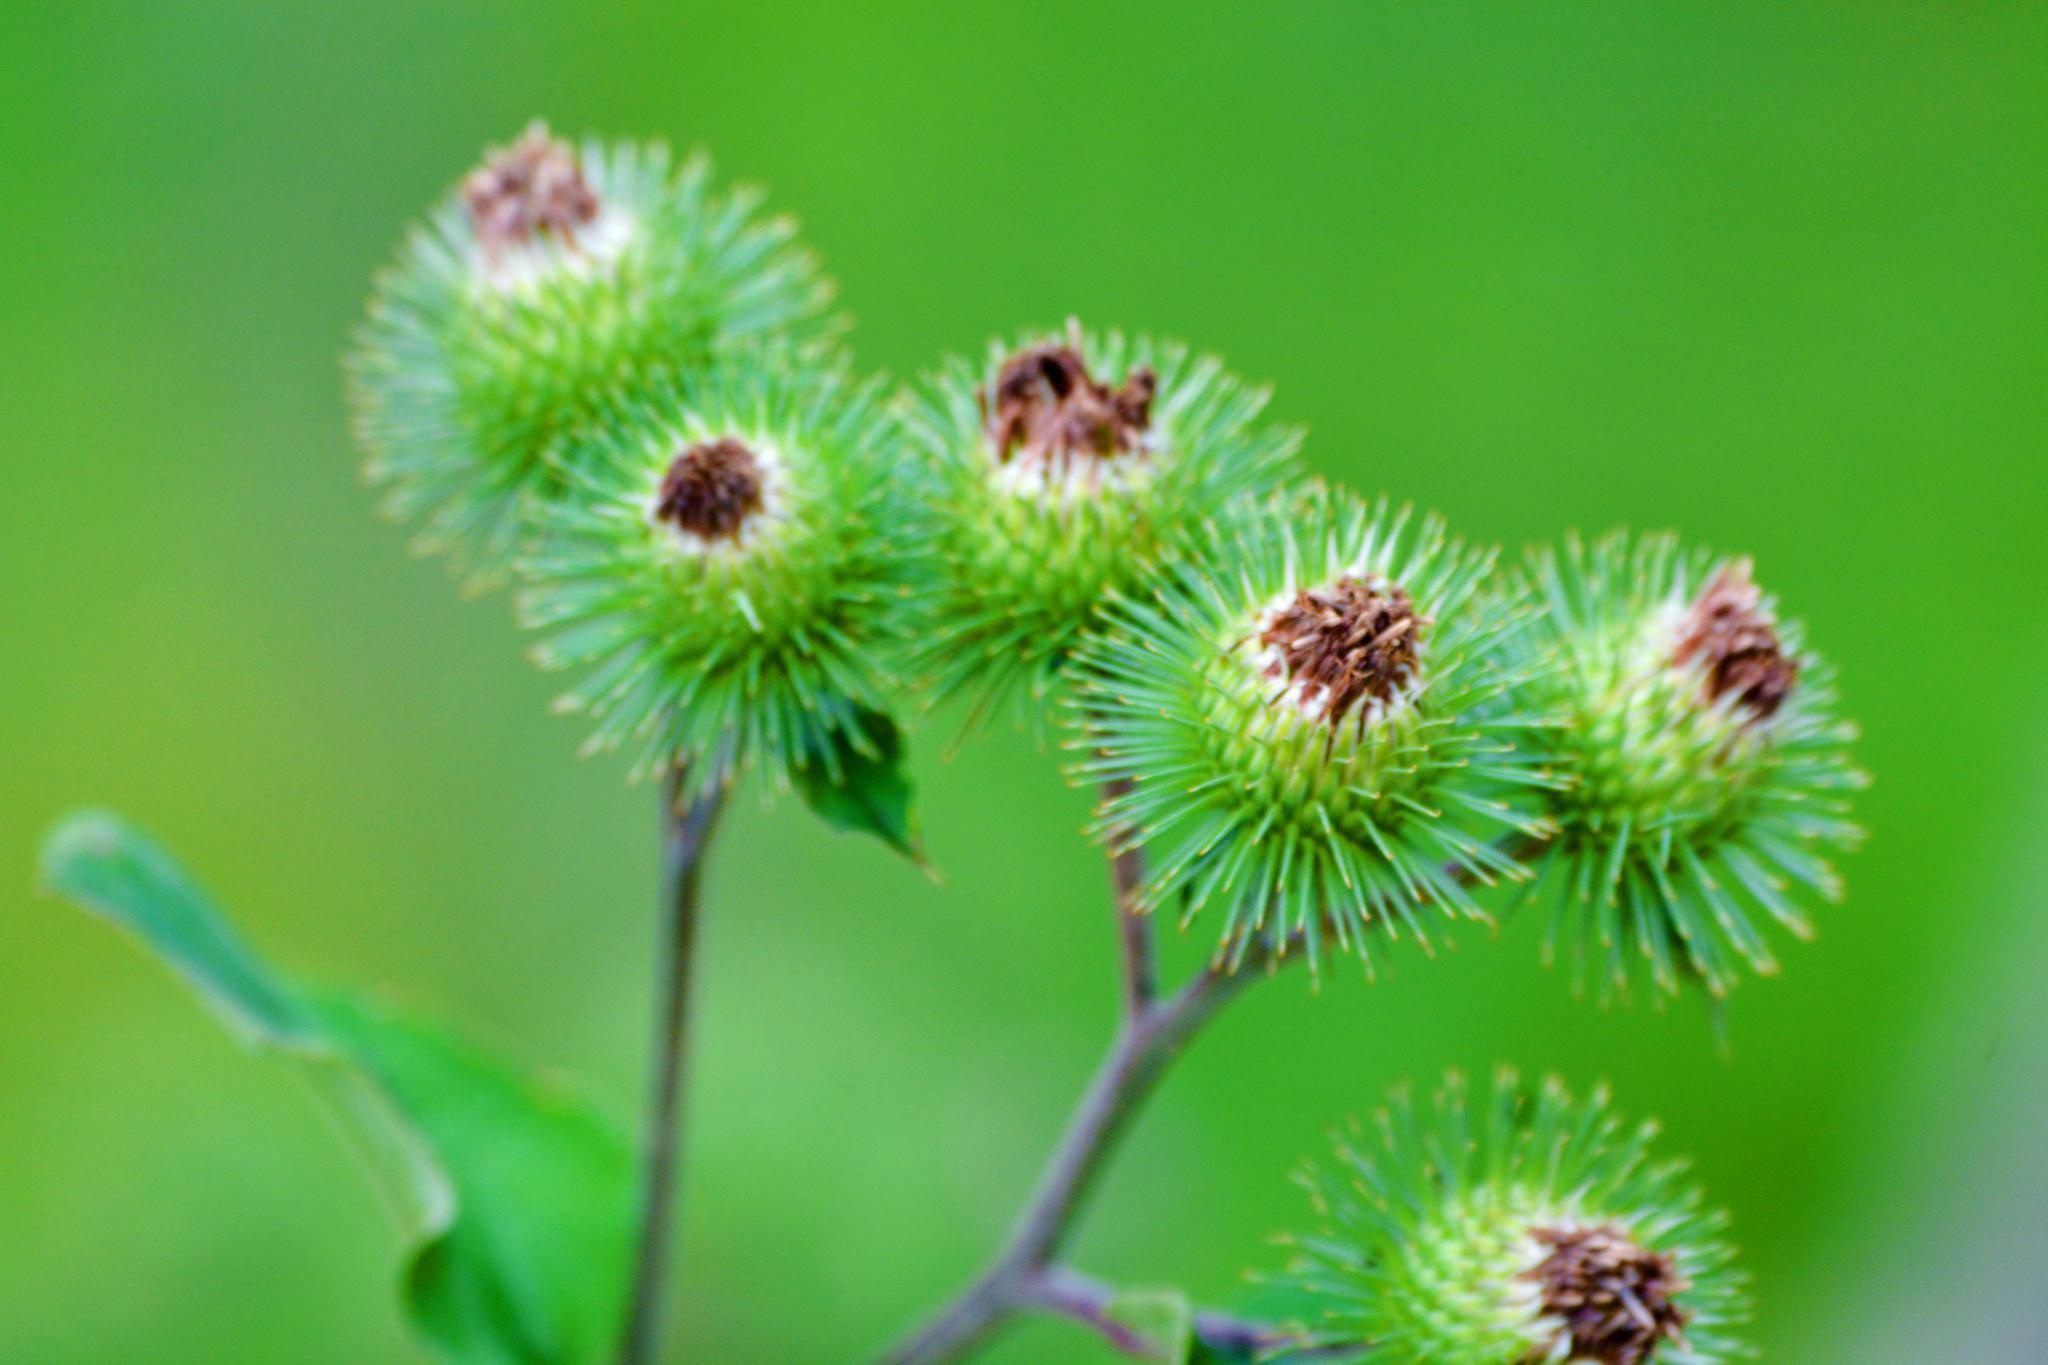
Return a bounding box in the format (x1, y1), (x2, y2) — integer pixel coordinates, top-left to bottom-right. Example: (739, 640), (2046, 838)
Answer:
(350, 123), (1865, 1365)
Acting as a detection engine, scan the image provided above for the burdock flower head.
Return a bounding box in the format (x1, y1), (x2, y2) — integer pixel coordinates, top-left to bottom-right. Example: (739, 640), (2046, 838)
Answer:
(1514, 532), (1866, 998)
(349, 121), (834, 586)
(1069, 487), (1553, 972)
(518, 358), (913, 826)
(903, 321), (1300, 724)
(1270, 1070), (1749, 1364)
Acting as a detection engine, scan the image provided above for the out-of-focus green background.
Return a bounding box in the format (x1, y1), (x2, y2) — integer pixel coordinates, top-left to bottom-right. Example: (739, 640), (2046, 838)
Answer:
(3, 3), (2044, 1361)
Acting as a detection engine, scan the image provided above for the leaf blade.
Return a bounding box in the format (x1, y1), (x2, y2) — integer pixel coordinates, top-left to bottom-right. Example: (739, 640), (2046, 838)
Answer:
(792, 706), (930, 868)
(37, 810), (632, 1365)
(39, 809), (326, 1048)
(1105, 1288), (1196, 1364)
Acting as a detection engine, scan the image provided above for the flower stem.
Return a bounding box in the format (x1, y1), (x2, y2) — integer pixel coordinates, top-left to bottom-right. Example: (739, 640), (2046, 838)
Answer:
(1103, 777), (1155, 1018)
(876, 937), (1291, 1365)
(877, 829), (1547, 1365)
(616, 768), (729, 1365)
(1022, 1265), (1351, 1361)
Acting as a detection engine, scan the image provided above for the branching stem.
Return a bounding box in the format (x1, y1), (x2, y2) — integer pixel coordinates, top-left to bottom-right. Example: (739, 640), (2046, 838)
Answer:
(1023, 1266), (1353, 1361)
(877, 931), (1298, 1365)
(616, 767), (729, 1365)
(878, 828), (1547, 1365)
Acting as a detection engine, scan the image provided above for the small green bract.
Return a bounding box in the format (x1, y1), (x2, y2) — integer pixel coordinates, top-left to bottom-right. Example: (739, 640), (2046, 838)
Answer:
(1069, 487), (1553, 973)
(1272, 1070), (1750, 1365)
(902, 321), (1299, 726)
(518, 361), (908, 798)
(349, 122), (833, 586)
(1513, 532), (1866, 998)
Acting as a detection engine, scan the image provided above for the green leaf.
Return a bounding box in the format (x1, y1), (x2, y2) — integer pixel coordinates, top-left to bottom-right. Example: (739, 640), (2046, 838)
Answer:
(38, 810), (632, 1365)
(1105, 1288), (1196, 1364)
(792, 706), (930, 870)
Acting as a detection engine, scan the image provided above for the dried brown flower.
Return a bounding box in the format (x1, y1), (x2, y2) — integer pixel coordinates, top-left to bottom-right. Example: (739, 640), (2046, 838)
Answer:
(653, 438), (764, 543)
(1521, 1224), (1691, 1365)
(1670, 558), (1797, 721)
(980, 341), (1155, 470)
(1256, 577), (1427, 731)
(462, 121), (601, 260)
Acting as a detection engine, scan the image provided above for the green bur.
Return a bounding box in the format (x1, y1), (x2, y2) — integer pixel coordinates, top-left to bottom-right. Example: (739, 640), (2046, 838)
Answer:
(519, 363), (925, 860)
(1070, 487), (1554, 972)
(1513, 531), (1867, 998)
(1270, 1070), (1750, 1365)
(350, 124), (833, 587)
(903, 322), (1301, 726)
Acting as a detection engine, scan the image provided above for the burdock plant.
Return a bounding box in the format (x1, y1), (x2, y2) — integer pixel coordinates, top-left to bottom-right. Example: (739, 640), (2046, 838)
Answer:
(904, 321), (1301, 724)
(1271, 1070), (1748, 1364)
(1513, 533), (1867, 999)
(36, 118), (1863, 1365)
(1071, 487), (1554, 974)
(520, 358), (915, 810)
(350, 122), (833, 586)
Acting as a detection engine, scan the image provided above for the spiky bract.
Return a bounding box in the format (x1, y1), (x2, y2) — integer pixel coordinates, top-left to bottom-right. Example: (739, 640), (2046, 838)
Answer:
(349, 125), (834, 587)
(1513, 532), (1865, 998)
(1069, 488), (1552, 973)
(1272, 1070), (1749, 1364)
(518, 362), (907, 797)
(902, 322), (1299, 727)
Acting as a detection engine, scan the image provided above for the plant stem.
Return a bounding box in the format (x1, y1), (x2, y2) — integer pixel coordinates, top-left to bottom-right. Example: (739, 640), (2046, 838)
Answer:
(877, 937), (1292, 1365)
(1004, 949), (1276, 1274)
(877, 828), (1550, 1365)
(1102, 777), (1155, 1018)
(1023, 1265), (1349, 1361)
(616, 767), (729, 1365)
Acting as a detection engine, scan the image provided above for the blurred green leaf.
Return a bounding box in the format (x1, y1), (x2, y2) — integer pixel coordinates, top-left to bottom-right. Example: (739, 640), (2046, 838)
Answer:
(793, 706), (929, 869)
(1105, 1288), (1195, 1363)
(38, 810), (632, 1365)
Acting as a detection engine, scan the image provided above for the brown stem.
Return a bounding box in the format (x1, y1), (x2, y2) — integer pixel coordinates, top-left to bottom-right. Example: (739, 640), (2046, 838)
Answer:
(616, 767), (729, 1365)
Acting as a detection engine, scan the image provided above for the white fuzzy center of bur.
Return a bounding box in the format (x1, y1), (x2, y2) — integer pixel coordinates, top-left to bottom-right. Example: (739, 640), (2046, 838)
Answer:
(988, 431), (1162, 502)
(472, 205), (637, 296)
